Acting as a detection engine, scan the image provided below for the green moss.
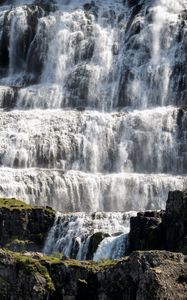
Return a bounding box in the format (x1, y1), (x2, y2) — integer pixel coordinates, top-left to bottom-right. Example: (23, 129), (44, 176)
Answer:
(0, 198), (56, 217)
(5, 239), (35, 252)
(40, 255), (62, 264)
(97, 259), (117, 269)
(10, 252), (55, 292)
(64, 258), (120, 272)
(0, 198), (31, 210)
(49, 252), (66, 260)
(6, 239), (28, 248)
(9, 239), (29, 245)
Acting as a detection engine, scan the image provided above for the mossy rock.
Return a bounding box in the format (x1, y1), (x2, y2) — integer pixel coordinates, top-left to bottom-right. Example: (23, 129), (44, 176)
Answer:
(0, 198), (31, 210)
(9, 250), (58, 292)
(64, 258), (117, 273)
(0, 198), (56, 215)
(5, 239), (36, 252)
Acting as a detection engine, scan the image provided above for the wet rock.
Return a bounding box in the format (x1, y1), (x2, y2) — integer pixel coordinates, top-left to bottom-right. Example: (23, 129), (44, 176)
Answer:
(0, 10), (9, 70)
(0, 86), (18, 109)
(83, 2), (95, 11)
(26, 4), (57, 82)
(125, 4), (143, 34)
(65, 64), (91, 108)
(86, 232), (110, 260)
(127, 0), (141, 8)
(118, 68), (134, 107)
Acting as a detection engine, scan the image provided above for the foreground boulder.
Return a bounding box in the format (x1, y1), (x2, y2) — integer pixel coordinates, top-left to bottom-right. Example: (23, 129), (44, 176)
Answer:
(0, 198), (55, 252)
(0, 249), (186, 299)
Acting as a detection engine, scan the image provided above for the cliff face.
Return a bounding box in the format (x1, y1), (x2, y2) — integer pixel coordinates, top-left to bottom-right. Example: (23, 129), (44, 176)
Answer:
(129, 190), (187, 254)
(0, 249), (186, 300)
(0, 198), (55, 252)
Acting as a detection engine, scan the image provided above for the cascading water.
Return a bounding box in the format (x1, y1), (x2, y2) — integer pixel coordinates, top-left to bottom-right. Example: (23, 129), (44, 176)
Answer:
(43, 211), (136, 260)
(0, 0), (187, 259)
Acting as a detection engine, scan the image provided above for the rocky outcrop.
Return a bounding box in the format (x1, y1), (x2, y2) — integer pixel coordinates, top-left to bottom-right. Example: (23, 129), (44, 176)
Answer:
(86, 232), (110, 260)
(129, 211), (165, 252)
(0, 249), (186, 300)
(129, 190), (187, 254)
(0, 198), (55, 252)
(164, 190), (187, 253)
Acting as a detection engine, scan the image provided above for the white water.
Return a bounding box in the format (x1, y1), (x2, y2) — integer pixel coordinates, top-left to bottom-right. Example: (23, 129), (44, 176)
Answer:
(0, 107), (186, 174)
(0, 0), (187, 259)
(44, 211), (136, 260)
(93, 233), (129, 261)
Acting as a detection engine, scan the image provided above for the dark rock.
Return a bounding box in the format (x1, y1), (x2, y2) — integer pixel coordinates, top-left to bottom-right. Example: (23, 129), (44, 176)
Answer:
(76, 106), (85, 111)
(118, 68), (134, 107)
(125, 4), (143, 34)
(127, 0), (141, 8)
(65, 64), (91, 108)
(0, 86), (18, 109)
(0, 198), (55, 252)
(164, 190), (187, 253)
(98, 251), (186, 300)
(0, 10), (9, 70)
(129, 211), (165, 252)
(129, 190), (187, 255)
(83, 2), (95, 11)
(0, 249), (186, 299)
(86, 232), (110, 260)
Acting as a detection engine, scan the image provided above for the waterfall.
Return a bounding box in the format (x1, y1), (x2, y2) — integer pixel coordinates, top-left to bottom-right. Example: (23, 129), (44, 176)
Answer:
(0, 0), (187, 259)
(43, 211), (136, 260)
